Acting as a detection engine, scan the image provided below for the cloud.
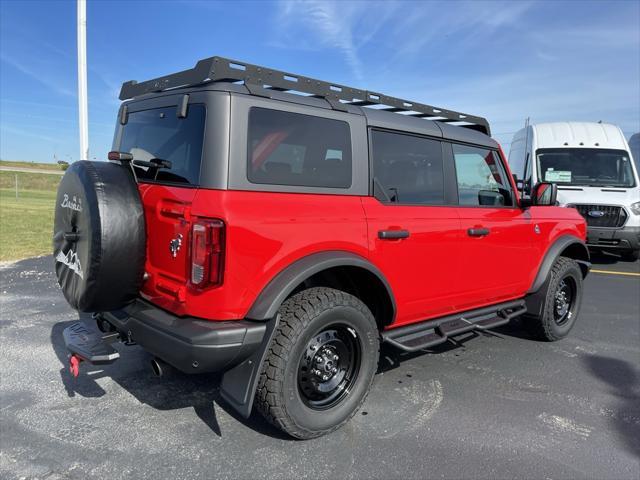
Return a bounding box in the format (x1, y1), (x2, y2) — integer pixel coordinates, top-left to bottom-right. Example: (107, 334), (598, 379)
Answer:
(273, 0), (398, 80)
(532, 25), (640, 50)
(384, 1), (534, 62)
(0, 124), (60, 144)
(0, 53), (75, 97)
(416, 70), (640, 145)
(274, 0), (362, 78)
(272, 1), (534, 81)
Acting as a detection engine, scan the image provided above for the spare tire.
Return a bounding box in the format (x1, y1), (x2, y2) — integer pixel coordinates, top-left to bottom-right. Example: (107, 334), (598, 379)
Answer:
(53, 161), (146, 312)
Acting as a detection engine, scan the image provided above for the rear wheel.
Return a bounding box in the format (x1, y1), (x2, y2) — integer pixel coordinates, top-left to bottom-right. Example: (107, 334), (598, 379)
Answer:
(525, 257), (583, 341)
(255, 287), (379, 439)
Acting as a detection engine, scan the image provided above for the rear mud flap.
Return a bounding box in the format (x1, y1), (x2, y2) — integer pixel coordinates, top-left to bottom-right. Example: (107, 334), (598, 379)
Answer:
(220, 315), (279, 418)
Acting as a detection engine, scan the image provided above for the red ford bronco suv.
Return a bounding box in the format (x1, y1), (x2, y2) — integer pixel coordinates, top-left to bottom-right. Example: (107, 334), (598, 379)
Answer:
(54, 56), (590, 439)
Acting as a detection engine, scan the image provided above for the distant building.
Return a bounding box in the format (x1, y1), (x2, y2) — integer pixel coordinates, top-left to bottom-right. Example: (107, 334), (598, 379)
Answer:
(630, 133), (640, 170)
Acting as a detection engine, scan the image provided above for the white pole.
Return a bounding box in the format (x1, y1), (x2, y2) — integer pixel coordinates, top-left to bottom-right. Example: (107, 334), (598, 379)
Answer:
(77, 0), (89, 161)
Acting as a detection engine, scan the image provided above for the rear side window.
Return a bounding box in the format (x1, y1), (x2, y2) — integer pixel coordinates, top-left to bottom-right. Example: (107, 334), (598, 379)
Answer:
(247, 108), (352, 188)
(371, 130), (445, 205)
(119, 105), (205, 185)
(453, 144), (513, 206)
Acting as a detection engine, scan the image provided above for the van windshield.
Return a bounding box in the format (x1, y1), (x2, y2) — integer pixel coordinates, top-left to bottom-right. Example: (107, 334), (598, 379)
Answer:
(118, 104), (206, 186)
(536, 148), (635, 187)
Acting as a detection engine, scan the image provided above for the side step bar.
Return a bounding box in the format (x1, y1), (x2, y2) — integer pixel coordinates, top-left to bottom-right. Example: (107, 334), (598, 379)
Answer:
(382, 300), (527, 352)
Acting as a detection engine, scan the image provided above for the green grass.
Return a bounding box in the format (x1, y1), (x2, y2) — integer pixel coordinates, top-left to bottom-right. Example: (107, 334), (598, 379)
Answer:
(0, 160), (64, 171)
(0, 171), (60, 261)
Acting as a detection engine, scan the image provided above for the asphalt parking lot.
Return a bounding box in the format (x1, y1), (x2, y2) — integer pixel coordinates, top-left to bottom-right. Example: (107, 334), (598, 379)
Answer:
(1, 254), (638, 480)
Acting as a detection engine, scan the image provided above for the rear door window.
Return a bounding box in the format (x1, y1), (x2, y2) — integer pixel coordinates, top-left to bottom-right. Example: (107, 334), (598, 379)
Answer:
(452, 144), (514, 206)
(370, 130), (445, 205)
(247, 108), (352, 188)
(119, 104), (206, 185)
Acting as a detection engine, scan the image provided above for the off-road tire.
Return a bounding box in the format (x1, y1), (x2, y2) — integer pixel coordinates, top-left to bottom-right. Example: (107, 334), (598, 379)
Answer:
(255, 287), (379, 439)
(525, 256), (583, 341)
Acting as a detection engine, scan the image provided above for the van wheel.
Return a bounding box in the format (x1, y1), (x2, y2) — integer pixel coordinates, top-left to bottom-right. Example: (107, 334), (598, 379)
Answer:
(255, 287), (379, 439)
(621, 250), (639, 262)
(525, 257), (583, 341)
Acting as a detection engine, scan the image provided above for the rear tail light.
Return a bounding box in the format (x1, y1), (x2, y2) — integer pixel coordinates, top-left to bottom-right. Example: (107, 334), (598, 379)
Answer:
(190, 219), (225, 288)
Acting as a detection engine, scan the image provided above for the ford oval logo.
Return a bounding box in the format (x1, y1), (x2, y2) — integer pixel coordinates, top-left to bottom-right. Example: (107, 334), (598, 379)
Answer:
(588, 210), (606, 218)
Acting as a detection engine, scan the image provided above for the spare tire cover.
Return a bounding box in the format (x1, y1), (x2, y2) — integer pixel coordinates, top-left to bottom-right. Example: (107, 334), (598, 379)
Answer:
(53, 161), (146, 312)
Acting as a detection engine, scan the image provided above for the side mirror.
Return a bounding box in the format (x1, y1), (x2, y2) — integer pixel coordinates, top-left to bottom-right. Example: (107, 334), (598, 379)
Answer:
(532, 182), (558, 206)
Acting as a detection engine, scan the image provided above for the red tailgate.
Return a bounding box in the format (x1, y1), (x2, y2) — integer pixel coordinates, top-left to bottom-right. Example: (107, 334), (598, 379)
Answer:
(138, 183), (197, 312)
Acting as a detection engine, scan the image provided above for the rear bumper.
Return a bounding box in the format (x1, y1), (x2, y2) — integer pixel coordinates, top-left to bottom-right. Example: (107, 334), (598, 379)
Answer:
(97, 299), (268, 374)
(586, 226), (640, 251)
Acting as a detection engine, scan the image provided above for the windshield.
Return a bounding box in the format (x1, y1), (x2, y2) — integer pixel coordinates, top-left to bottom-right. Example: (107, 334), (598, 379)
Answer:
(118, 104), (205, 185)
(536, 148), (635, 188)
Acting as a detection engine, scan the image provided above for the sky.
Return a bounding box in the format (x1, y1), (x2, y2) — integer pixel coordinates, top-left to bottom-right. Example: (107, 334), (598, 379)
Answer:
(1, 0), (639, 163)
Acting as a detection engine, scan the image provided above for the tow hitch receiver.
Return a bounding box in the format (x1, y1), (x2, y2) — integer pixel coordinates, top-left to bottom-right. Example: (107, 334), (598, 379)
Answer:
(63, 322), (120, 377)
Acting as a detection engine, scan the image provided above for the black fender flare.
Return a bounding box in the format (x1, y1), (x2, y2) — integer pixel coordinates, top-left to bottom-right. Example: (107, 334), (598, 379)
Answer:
(525, 235), (590, 318)
(528, 235), (590, 294)
(245, 250), (397, 322)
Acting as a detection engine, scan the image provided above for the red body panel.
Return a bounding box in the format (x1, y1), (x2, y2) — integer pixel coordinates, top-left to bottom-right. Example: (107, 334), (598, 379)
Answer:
(455, 207), (536, 310)
(360, 198), (462, 326)
(138, 167), (586, 327)
(525, 206), (587, 287)
(140, 186), (369, 320)
(138, 184), (197, 310)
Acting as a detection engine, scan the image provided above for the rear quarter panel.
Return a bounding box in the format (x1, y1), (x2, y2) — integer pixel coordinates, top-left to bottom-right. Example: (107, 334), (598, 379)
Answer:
(188, 189), (369, 320)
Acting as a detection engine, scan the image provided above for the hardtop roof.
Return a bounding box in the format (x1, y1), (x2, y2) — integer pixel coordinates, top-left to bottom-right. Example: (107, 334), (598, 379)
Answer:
(121, 82), (498, 150)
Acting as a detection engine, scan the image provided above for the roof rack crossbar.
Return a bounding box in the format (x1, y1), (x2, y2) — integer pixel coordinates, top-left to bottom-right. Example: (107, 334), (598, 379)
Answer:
(119, 56), (490, 135)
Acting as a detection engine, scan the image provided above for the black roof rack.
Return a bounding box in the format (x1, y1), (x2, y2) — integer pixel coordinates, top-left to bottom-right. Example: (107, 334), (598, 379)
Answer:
(119, 56), (491, 135)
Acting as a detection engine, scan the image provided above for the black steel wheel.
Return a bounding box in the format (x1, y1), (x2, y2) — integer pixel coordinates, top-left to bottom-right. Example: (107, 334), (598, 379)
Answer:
(297, 325), (362, 410)
(553, 277), (577, 326)
(255, 287), (379, 439)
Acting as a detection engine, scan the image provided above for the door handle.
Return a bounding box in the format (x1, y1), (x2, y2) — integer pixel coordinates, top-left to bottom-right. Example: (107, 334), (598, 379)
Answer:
(378, 229), (410, 240)
(467, 228), (490, 237)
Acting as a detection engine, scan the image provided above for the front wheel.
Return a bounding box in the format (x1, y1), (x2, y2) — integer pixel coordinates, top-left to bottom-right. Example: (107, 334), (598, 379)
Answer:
(621, 249), (640, 262)
(255, 287), (379, 439)
(525, 257), (583, 341)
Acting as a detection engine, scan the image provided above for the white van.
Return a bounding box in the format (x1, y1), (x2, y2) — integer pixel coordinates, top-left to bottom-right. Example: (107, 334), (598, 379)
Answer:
(509, 122), (640, 261)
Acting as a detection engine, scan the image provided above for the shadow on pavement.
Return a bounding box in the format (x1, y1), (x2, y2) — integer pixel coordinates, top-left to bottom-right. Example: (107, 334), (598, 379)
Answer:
(589, 250), (638, 266)
(583, 354), (640, 458)
(50, 317), (288, 440)
(493, 317), (539, 340)
(378, 328), (503, 373)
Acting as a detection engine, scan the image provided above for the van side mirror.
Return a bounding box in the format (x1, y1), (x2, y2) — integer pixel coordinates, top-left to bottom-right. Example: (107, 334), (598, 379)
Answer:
(532, 182), (558, 206)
